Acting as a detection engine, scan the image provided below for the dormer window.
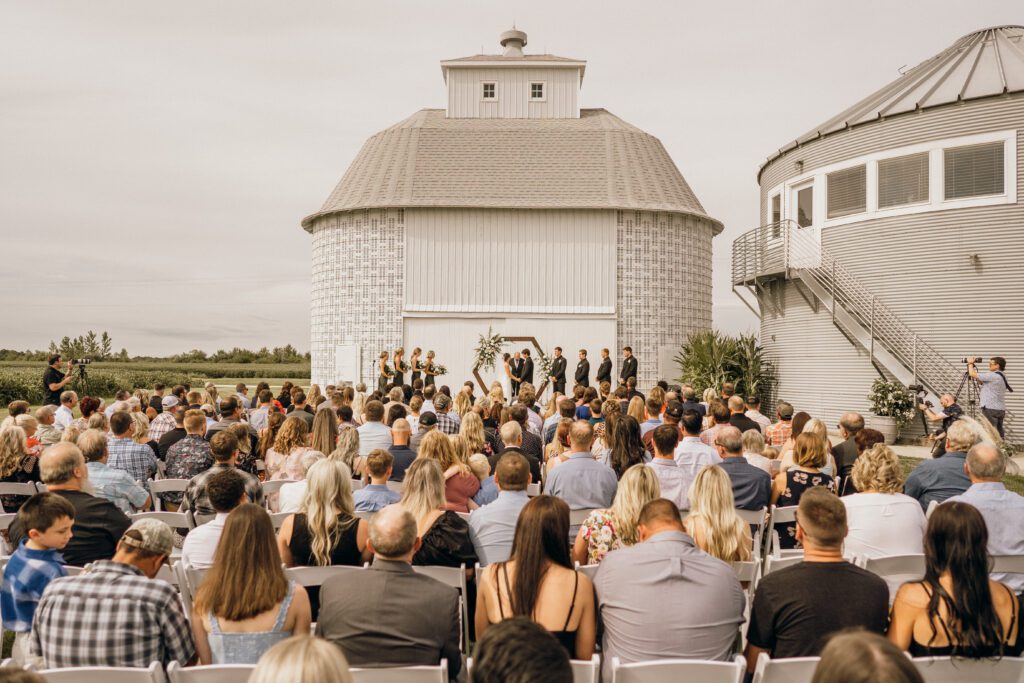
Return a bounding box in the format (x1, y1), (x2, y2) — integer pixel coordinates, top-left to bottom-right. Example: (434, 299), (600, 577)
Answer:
(530, 82), (545, 100)
(482, 82), (496, 100)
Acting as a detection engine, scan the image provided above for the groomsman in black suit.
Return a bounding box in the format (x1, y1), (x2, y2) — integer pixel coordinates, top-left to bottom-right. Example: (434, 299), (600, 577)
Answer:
(596, 348), (612, 385)
(619, 346), (638, 386)
(575, 349), (590, 388)
(510, 351), (523, 396)
(519, 349), (535, 387)
(549, 347), (567, 395)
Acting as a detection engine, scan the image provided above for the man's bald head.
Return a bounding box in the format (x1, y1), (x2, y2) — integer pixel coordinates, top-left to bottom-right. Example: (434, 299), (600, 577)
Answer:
(966, 442), (1005, 482)
(714, 426), (743, 455)
(569, 420), (594, 450)
(368, 504), (418, 560)
(727, 396), (745, 413)
(40, 442), (86, 486)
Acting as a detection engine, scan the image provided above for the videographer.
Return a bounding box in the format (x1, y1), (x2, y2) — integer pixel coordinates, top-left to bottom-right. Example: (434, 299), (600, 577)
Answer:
(967, 356), (1012, 439)
(42, 354), (76, 406)
(918, 393), (963, 457)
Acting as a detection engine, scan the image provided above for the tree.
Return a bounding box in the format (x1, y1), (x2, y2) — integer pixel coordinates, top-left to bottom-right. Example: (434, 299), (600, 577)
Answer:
(100, 332), (113, 360)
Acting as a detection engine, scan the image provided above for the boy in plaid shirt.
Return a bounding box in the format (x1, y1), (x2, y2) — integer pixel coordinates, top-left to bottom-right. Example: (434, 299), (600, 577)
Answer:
(1, 493), (75, 665)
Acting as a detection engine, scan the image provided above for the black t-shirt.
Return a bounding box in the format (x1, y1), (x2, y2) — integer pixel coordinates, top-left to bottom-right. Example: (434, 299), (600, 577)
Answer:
(149, 395), (164, 414)
(748, 561), (889, 658)
(42, 367), (64, 406)
(9, 489), (131, 567)
(157, 427), (188, 460)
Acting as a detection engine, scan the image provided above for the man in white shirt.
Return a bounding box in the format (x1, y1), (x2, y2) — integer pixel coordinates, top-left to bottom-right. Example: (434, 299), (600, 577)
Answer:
(674, 410), (721, 477)
(744, 396), (773, 430)
(468, 452), (532, 565)
(420, 385), (437, 416)
(181, 468), (247, 569)
(647, 424), (692, 511)
(54, 391), (78, 431)
(356, 400), (393, 456)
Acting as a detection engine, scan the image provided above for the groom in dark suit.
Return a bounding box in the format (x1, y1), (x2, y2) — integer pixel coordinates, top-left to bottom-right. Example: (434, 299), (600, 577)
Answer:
(575, 349), (590, 388)
(596, 348), (612, 385)
(619, 346), (638, 386)
(518, 349), (535, 388)
(550, 347), (567, 394)
(510, 351), (523, 396)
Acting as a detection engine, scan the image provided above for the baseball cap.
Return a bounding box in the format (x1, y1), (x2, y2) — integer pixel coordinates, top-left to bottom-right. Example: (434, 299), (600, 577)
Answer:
(419, 412), (438, 426)
(663, 401), (684, 420)
(161, 395), (180, 408)
(120, 518), (174, 557)
(777, 403), (794, 419)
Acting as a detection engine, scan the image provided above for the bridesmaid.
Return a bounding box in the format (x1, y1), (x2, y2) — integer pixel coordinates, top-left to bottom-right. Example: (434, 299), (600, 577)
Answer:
(410, 347), (422, 384)
(393, 347), (407, 387)
(424, 350), (437, 387)
(377, 351), (393, 394)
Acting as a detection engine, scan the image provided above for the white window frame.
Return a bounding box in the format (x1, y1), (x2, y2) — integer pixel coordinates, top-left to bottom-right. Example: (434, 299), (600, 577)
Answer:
(480, 81), (497, 102)
(529, 81), (546, 101)
(764, 129), (1016, 231)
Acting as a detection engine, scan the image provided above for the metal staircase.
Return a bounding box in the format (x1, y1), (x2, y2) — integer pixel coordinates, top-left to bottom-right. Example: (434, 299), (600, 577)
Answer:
(732, 220), (961, 401)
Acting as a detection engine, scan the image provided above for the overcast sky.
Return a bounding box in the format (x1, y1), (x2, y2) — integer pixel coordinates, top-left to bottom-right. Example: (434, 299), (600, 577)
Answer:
(2, 1), (1019, 355)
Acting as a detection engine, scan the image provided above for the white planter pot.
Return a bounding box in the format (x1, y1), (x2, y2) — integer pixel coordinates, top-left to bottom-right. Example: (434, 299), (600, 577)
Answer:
(870, 415), (899, 444)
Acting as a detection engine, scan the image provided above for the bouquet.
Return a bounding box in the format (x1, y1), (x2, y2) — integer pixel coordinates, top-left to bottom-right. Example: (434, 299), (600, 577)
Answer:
(433, 364), (448, 377)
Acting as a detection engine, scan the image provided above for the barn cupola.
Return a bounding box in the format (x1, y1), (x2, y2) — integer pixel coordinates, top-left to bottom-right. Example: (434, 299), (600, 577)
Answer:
(440, 28), (586, 119)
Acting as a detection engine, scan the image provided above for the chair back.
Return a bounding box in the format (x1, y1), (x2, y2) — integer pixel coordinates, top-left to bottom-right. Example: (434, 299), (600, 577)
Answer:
(386, 480), (404, 493)
(455, 511), (471, 523)
(611, 655), (745, 683)
(751, 653), (819, 683)
(411, 565), (469, 654)
(911, 656), (1024, 683)
(286, 564), (366, 588)
(261, 479), (296, 497)
(764, 555), (802, 575)
(351, 478), (365, 491)
(0, 513), (16, 532)
(569, 508), (598, 527)
(526, 482), (541, 497)
(767, 505), (799, 559)
(269, 512), (291, 530)
(570, 654), (600, 683)
(349, 659), (448, 682)
(63, 566), (85, 576)
(130, 511), (193, 529)
(167, 662), (254, 683)
(575, 562), (599, 582)
(147, 479), (190, 512)
(0, 482), (39, 498)
(860, 554), (926, 601)
(991, 555), (1024, 574)
(34, 482), (48, 492)
(35, 662), (164, 683)
(735, 506), (768, 556)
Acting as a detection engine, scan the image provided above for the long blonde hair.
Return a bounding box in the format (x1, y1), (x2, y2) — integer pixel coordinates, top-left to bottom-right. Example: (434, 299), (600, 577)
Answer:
(686, 465), (749, 562)
(0, 427), (29, 479)
(458, 412), (487, 454)
(609, 464), (661, 546)
(626, 396), (645, 423)
(306, 384), (323, 408)
(488, 382), (506, 406)
(418, 429), (465, 473)
(400, 459), (446, 529)
(452, 391), (471, 418)
(328, 428), (360, 473)
(274, 416), (310, 455)
(298, 459), (356, 566)
(310, 408), (338, 456)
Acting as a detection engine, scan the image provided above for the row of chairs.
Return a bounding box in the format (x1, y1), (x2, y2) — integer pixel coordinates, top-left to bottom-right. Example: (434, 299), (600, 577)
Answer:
(10, 654), (1024, 683)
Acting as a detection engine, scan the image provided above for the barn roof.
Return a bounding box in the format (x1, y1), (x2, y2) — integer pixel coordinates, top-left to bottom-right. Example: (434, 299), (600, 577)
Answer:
(759, 25), (1024, 180)
(301, 108), (722, 234)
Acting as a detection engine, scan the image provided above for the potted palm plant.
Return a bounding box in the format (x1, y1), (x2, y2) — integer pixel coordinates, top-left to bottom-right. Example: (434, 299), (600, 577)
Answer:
(867, 378), (915, 444)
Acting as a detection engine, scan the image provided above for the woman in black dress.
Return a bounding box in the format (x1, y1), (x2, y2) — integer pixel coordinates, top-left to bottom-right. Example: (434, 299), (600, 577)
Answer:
(771, 432), (836, 549)
(392, 347), (407, 387)
(410, 347), (422, 384)
(377, 351), (393, 395)
(423, 350), (437, 387)
(398, 459), (477, 569)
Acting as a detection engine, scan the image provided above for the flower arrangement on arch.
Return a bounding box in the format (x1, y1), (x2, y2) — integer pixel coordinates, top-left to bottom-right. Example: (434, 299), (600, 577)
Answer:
(536, 350), (554, 382)
(472, 326), (505, 372)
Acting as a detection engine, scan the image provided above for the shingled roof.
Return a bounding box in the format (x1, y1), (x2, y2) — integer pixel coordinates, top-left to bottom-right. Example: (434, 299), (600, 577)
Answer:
(302, 108), (721, 233)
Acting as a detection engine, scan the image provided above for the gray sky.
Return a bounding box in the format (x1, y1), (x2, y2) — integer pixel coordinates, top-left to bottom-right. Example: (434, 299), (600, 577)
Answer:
(2, 1), (1019, 355)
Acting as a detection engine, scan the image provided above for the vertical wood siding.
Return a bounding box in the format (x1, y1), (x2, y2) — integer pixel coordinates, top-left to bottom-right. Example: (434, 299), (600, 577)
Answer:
(446, 68), (579, 118)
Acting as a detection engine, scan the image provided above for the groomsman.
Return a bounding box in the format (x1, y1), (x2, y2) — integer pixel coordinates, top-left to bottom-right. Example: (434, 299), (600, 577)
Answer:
(550, 347), (567, 395)
(596, 348), (612, 385)
(619, 346), (638, 385)
(519, 349), (535, 387)
(510, 351), (523, 396)
(575, 349), (590, 388)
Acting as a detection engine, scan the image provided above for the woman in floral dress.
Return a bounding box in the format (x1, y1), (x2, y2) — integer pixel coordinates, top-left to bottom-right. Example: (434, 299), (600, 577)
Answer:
(771, 431), (837, 550)
(572, 464), (660, 566)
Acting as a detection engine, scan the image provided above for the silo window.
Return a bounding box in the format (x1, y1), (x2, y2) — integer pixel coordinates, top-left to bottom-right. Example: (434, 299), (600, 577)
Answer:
(530, 82), (545, 100)
(770, 194), (781, 237)
(482, 82), (496, 99)
(878, 153), (929, 208)
(826, 165), (867, 218)
(796, 186), (814, 228)
(944, 142), (1004, 199)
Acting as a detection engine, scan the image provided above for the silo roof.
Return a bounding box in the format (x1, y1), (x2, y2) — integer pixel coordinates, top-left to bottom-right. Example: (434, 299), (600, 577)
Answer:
(302, 108), (722, 234)
(759, 25), (1024, 180)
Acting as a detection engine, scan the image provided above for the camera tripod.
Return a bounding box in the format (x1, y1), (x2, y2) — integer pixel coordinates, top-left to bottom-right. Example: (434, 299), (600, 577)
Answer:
(951, 368), (980, 420)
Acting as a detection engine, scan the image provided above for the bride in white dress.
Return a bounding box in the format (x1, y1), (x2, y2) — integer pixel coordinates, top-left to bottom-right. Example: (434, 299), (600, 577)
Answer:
(500, 352), (513, 404)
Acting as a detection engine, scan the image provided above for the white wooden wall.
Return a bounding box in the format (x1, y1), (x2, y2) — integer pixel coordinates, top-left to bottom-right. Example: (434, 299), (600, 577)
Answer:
(404, 208), (615, 314)
(446, 67), (580, 119)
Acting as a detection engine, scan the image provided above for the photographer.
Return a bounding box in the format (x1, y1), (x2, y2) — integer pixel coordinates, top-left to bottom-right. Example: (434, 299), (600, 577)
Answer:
(967, 356), (1012, 439)
(42, 355), (76, 406)
(918, 393), (963, 457)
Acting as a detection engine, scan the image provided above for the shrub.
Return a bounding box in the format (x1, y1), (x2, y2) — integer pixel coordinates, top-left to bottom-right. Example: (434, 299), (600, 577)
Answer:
(674, 331), (777, 402)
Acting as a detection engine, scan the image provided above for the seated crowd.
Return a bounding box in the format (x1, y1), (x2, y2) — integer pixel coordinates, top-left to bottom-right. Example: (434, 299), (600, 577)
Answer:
(0, 375), (1020, 682)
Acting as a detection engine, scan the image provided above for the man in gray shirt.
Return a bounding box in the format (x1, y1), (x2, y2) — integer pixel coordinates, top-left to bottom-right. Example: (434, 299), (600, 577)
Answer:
(468, 452), (532, 565)
(594, 498), (745, 681)
(544, 421), (617, 537)
(969, 356), (1011, 438)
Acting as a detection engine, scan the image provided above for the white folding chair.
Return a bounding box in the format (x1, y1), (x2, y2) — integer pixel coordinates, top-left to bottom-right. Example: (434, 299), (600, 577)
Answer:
(351, 479), (365, 491)
(527, 482), (541, 497)
(167, 662), (254, 683)
(764, 555), (802, 575)
(147, 479), (190, 512)
(456, 511), (471, 523)
(736, 507), (768, 557)
(261, 479), (297, 497)
(574, 562), (599, 582)
(0, 482), (40, 499)
(349, 659), (448, 682)
(751, 652), (820, 683)
(63, 566), (85, 576)
(386, 480), (404, 494)
(174, 562), (210, 619)
(0, 513), (16, 531)
(766, 505), (801, 558)
(189, 511), (216, 527)
(130, 511), (194, 529)
(570, 654), (600, 683)
(991, 555), (1024, 574)
(732, 558), (761, 647)
(859, 554), (925, 603)
(611, 655), (745, 683)
(36, 661), (164, 683)
(155, 460), (167, 479)
(34, 482), (48, 493)
(412, 564), (470, 654)
(912, 656), (1024, 683)
(286, 564), (366, 588)
(269, 511), (292, 530)
(570, 508), (598, 527)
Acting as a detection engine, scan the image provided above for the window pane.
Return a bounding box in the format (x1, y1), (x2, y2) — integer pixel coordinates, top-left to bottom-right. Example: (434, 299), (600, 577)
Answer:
(878, 153), (929, 208)
(483, 83), (495, 99)
(944, 142), (1004, 199)
(826, 165), (867, 218)
(531, 83), (543, 98)
(771, 195), (781, 223)
(797, 187), (813, 227)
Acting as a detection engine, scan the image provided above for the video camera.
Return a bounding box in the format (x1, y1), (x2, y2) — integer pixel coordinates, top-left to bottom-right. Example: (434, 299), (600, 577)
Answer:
(962, 357), (986, 364)
(907, 384), (931, 408)
(71, 358), (92, 366)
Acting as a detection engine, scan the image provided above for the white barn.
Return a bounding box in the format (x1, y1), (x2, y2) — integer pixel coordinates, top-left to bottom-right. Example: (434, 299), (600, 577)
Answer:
(304, 29), (722, 390)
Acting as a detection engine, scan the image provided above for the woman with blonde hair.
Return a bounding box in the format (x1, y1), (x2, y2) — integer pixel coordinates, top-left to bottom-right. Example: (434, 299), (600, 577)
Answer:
(843, 444), (926, 559)
(129, 412), (160, 459)
(801, 417), (837, 475)
(423, 350), (437, 387)
(771, 432), (837, 549)
(266, 416), (324, 481)
(418, 430), (480, 513)
(309, 408), (338, 458)
(489, 379), (506, 407)
(328, 428), (362, 480)
(626, 396), (645, 424)
(202, 383), (221, 419)
(700, 387), (717, 413)
(0, 427), (38, 512)
(453, 390), (472, 419)
(741, 429), (774, 475)
(377, 351), (393, 395)
(459, 411), (492, 457)
(87, 411), (108, 433)
(392, 347), (407, 386)
(409, 347), (423, 385)
(193, 504), (311, 664)
(573, 464), (661, 565)
(226, 422), (259, 475)
(351, 385), (368, 425)
(277, 460), (370, 615)
(249, 634), (352, 683)
(684, 465), (752, 562)
(306, 384), (323, 411)
(593, 399), (621, 456)
(257, 411), (286, 465)
(399, 459), (477, 568)
(544, 418), (574, 477)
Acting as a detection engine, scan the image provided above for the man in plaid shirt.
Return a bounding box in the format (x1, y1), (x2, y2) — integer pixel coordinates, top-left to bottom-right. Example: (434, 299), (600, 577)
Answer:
(180, 431), (264, 516)
(764, 402), (795, 447)
(434, 394), (460, 435)
(147, 395), (181, 442)
(107, 411), (158, 484)
(31, 517), (195, 668)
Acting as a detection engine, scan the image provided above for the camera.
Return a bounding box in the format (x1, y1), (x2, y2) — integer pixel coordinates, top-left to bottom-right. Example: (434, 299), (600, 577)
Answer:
(71, 359), (92, 366)
(908, 384), (925, 393)
(961, 357), (986, 364)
